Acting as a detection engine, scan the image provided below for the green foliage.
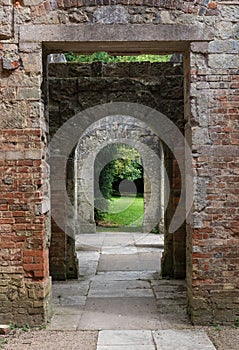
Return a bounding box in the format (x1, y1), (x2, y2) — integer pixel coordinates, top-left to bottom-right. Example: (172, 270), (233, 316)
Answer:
(21, 324), (30, 332)
(0, 339), (8, 349)
(94, 144), (143, 222)
(234, 318), (239, 328)
(150, 226), (159, 234)
(64, 51), (171, 63)
(39, 323), (47, 330)
(112, 145), (142, 182)
(8, 323), (30, 332)
(213, 324), (222, 331)
(9, 323), (17, 330)
(94, 144), (117, 221)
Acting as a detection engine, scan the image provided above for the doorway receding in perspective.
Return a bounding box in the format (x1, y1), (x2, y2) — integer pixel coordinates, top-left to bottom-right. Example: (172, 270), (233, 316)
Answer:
(94, 143), (144, 232)
(47, 48), (188, 330)
(48, 49), (186, 283)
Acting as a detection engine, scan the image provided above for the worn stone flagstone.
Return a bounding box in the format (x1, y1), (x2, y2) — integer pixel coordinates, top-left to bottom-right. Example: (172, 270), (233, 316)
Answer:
(97, 330), (154, 345)
(77, 297), (162, 330)
(153, 330), (216, 350)
(89, 280), (153, 298)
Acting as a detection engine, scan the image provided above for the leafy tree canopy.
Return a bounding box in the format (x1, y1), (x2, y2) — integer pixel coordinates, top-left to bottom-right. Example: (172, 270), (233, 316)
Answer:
(94, 143), (143, 221)
(64, 51), (171, 63)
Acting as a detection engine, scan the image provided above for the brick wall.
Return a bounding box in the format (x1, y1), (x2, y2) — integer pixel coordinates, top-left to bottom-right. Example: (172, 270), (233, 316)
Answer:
(187, 42), (239, 324)
(0, 129), (52, 325)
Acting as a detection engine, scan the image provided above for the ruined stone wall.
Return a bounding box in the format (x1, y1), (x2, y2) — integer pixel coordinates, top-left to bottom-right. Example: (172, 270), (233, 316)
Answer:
(48, 61), (184, 133)
(0, 0), (239, 326)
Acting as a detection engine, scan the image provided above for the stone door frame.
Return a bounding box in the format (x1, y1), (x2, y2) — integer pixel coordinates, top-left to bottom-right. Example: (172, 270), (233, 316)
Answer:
(18, 22), (212, 323)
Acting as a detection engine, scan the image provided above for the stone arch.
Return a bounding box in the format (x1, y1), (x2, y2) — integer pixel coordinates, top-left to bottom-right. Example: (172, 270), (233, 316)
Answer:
(75, 115), (166, 234)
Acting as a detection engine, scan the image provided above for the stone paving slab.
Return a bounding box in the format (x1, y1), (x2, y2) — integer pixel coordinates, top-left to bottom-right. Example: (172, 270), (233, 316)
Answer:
(97, 346), (155, 350)
(52, 280), (90, 297)
(137, 247), (163, 253)
(101, 246), (138, 255)
(96, 330), (216, 350)
(76, 233), (105, 251)
(103, 233), (135, 247)
(77, 297), (161, 330)
(92, 271), (159, 282)
(53, 305), (85, 315)
(78, 251), (100, 277)
(153, 330), (216, 349)
(98, 252), (161, 272)
(160, 316), (191, 329)
(57, 295), (87, 306)
(48, 314), (81, 331)
(134, 233), (164, 247)
(98, 330), (154, 345)
(89, 280), (153, 298)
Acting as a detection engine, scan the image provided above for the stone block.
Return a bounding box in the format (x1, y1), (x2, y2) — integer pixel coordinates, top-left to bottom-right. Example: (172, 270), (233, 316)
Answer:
(23, 0), (43, 5)
(14, 7), (31, 24)
(0, 1), (12, 5)
(209, 40), (239, 54)
(5, 72), (40, 88)
(20, 52), (42, 74)
(24, 149), (42, 160)
(93, 5), (130, 24)
(0, 101), (27, 128)
(208, 54), (239, 69)
(6, 151), (24, 160)
(17, 87), (41, 100)
(194, 177), (207, 212)
(220, 5), (239, 21)
(192, 127), (211, 146)
(19, 42), (42, 53)
(191, 42), (209, 53)
(2, 45), (21, 70)
(0, 6), (13, 39)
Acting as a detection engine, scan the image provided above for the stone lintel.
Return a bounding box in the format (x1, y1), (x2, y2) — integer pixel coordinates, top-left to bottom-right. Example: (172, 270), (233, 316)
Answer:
(19, 24), (213, 54)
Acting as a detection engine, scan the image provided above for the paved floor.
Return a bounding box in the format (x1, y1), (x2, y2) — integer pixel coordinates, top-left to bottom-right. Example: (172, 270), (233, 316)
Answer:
(49, 232), (216, 349)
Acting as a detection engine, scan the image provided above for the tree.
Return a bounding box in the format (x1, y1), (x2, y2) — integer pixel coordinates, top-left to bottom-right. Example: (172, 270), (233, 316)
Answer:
(94, 144), (143, 222)
(64, 51), (171, 63)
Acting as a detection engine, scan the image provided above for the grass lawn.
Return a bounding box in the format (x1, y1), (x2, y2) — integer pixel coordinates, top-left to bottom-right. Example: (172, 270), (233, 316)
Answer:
(97, 195), (144, 232)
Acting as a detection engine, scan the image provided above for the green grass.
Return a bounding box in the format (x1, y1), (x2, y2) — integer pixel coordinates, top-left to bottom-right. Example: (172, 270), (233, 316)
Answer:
(97, 195), (144, 231)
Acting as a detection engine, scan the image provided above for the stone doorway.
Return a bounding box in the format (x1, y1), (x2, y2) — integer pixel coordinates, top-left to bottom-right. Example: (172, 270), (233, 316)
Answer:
(45, 53), (190, 335)
(47, 57), (186, 283)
